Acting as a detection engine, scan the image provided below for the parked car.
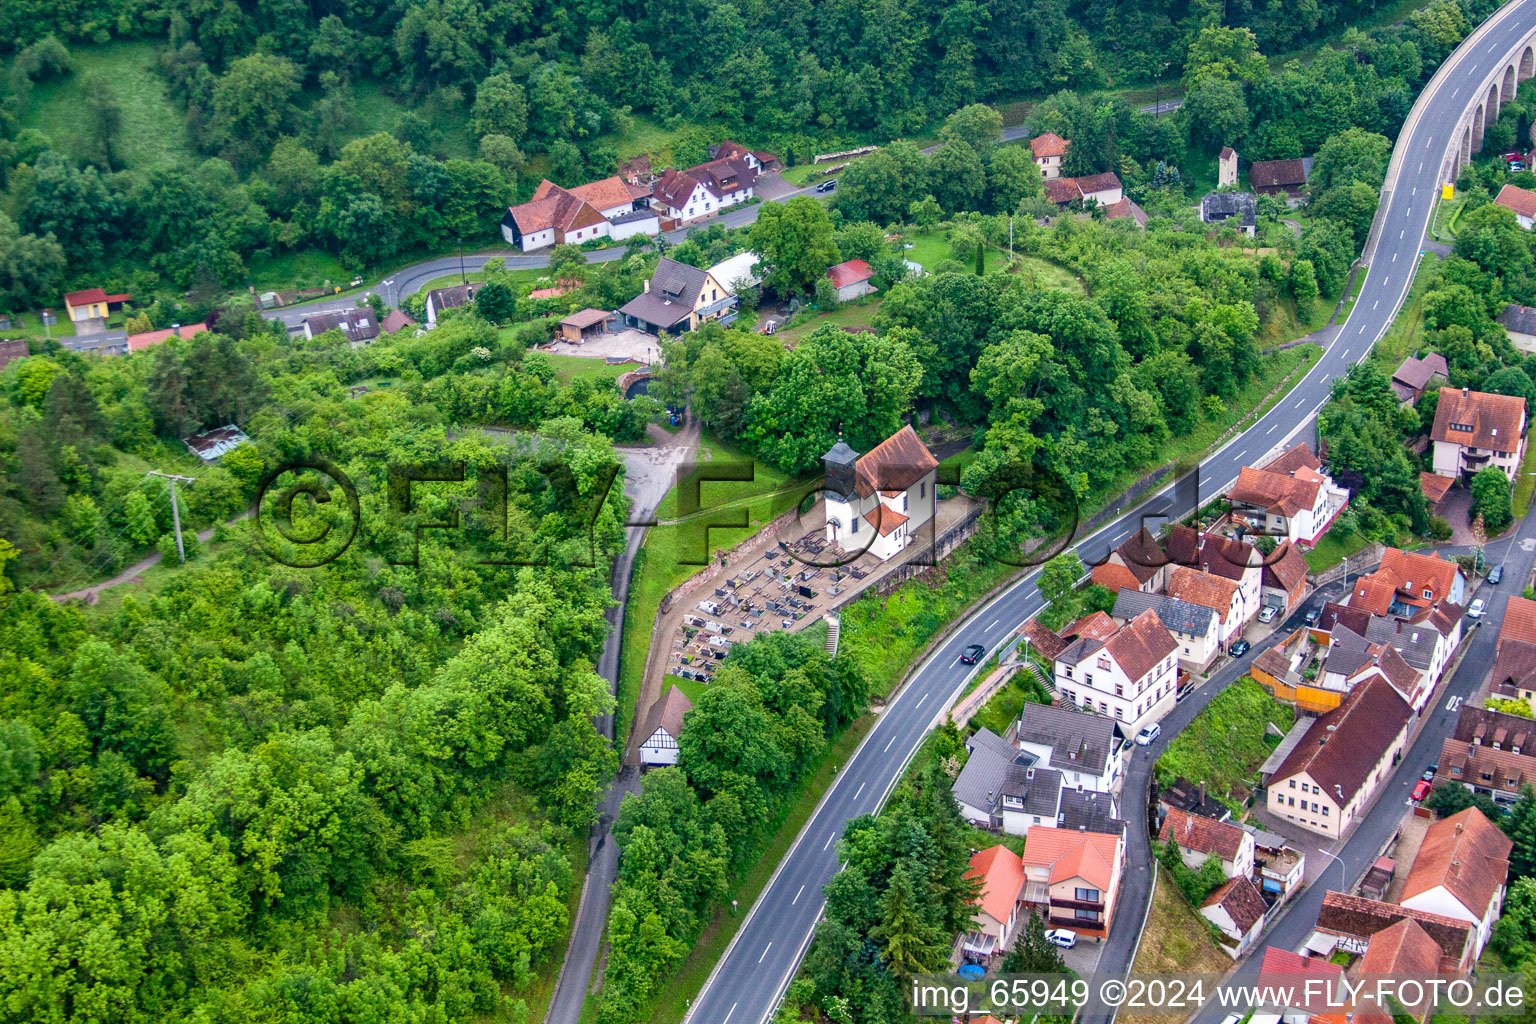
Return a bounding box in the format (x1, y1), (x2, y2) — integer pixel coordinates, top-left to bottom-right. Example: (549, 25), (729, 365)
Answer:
(1423, 764), (1438, 782)
(1469, 598), (1487, 619)
(1303, 606), (1322, 625)
(1135, 723), (1161, 746)
(1229, 639), (1251, 657)
(1258, 605), (1279, 623)
(1490, 564), (1504, 584)
(816, 178), (838, 192)
(1045, 929), (1078, 948)
(1412, 779), (1432, 802)
(960, 643), (986, 665)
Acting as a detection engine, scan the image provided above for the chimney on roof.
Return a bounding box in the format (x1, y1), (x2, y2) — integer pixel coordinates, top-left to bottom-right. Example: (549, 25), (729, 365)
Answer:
(1198, 780), (1207, 805)
(644, 279), (651, 293)
(171, 323), (181, 337)
(1464, 387), (1470, 397)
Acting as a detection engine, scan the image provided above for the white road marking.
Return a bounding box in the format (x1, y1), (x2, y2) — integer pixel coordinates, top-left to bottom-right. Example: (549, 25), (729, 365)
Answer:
(884, 735), (896, 752)
(1393, 252), (1397, 262)
(1454, 87), (1461, 96)
(824, 833), (834, 850)
(916, 694), (928, 709)
(985, 618), (1000, 632)
(1266, 423), (1276, 434)
(1399, 230), (1404, 238)
(725, 1004), (736, 1024)
(793, 885), (805, 905)
(1418, 160), (1423, 172)
(949, 655), (961, 667)
(854, 782), (865, 800)
(1235, 449), (1247, 460)
(1201, 476), (1212, 487)
(1373, 300), (1379, 310)
(759, 942), (773, 963)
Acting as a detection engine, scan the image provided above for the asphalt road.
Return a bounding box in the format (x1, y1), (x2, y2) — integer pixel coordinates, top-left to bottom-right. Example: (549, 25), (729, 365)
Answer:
(681, 7), (1536, 1023)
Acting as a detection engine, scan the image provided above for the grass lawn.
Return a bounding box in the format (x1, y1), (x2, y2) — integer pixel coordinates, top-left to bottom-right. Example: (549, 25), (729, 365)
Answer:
(348, 78), (475, 159)
(900, 229), (1010, 276)
(246, 250), (357, 294)
(664, 673), (709, 705)
(1305, 525), (1375, 573)
(615, 436), (806, 745)
(1374, 253), (1441, 366)
(1118, 867), (1231, 1024)
(1154, 677), (1293, 808)
(1514, 441), (1536, 519)
(0, 310), (76, 340)
(1431, 195), (1466, 241)
(776, 300), (882, 347)
(526, 352), (632, 385)
(1334, 265), (1369, 323)
(969, 663), (1053, 737)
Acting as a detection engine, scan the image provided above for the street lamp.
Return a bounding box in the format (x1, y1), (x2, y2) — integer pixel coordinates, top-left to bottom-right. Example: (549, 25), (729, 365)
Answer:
(1315, 846), (1348, 892)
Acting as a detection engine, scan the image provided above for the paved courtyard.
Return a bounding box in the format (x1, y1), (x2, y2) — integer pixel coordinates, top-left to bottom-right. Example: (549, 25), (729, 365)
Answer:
(543, 327), (656, 361)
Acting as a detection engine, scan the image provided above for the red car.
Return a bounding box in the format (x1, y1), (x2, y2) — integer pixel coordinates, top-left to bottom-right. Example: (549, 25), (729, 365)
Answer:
(1412, 779), (1432, 802)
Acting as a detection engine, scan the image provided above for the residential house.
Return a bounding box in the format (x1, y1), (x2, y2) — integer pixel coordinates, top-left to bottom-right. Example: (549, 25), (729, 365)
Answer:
(1262, 676), (1411, 839)
(1166, 567), (1245, 646)
(1391, 352), (1451, 404)
(1053, 608), (1180, 735)
(952, 727), (1064, 833)
(685, 156), (759, 208)
(1201, 876), (1268, 958)
(821, 425), (939, 562)
(652, 168), (717, 222)
(1013, 702), (1122, 793)
(1431, 386), (1528, 484)
(1420, 471), (1456, 511)
(0, 339), (27, 369)
(302, 308), (379, 347)
(1257, 947), (1345, 1022)
(826, 259), (876, 302)
(558, 309), (612, 343)
(128, 321), (208, 352)
(1491, 595), (1536, 702)
(381, 309), (416, 334)
(1253, 832), (1307, 903)
(1098, 526), (1169, 593)
(183, 425), (250, 461)
(1311, 891), (1476, 972)
(1225, 444), (1350, 546)
(1352, 918), (1444, 1020)
(961, 845), (1026, 962)
(618, 257), (734, 335)
(500, 176), (658, 250)
(1159, 807), (1256, 879)
(1102, 196), (1148, 227)
(1363, 608), (1463, 710)
(710, 140), (780, 172)
(1249, 158), (1312, 197)
(1030, 132), (1070, 179)
(1327, 624), (1429, 710)
(1091, 560), (1145, 594)
(1199, 191), (1257, 236)
(1058, 788), (1126, 835)
(1044, 172), (1124, 208)
(1495, 183), (1536, 229)
(1440, 703), (1536, 803)
(1111, 587), (1220, 673)
(1398, 807), (1512, 958)
(1503, 303), (1536, 352)
(706, 251), (763, 296)
(1218, 147), (1239, 188)
(1252, 626), (1345, 712)
(425, 283), (481, 326)
(1353, 547), (1468, 610)
(1019, 826), (1124, 939)
(637, 686), (693, 766)
(1159, 777), (1232, 822)
(62, 287), (129, 324)
(1166, 525), (1263, 626)
(1262, 541), (1311, 617)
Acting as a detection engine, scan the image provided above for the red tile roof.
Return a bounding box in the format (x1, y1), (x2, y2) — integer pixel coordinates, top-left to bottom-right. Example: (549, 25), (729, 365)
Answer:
(1502, 595), (1536, 649)
(1063, 610), (1118, 642)
(639, 684), (693, 743)
(1159, 807), (1248, 860)
(1401, 807), (1511, 917)
(1348, 578), (1397, 615)
(851, 424), (937, 498)
(1102, 196), (1147, 226)
(568, 175), (645, 211)
(1202, 875), (1267, 934)
(128, 322), (209, 351)
(1113, 527), (1167, 584)
(1022, 826), (1120, 890)
(864, 503), (909, 536)
(826, 258), (875, 289)
(967, 845), (1025, 925)
(1167, 567), (1240, 623)
(653, 168), (704, 211)
(1419, 472), (1456, 505)
(1357, 916), (1447, 983)
(1044, 177), (1081, 204)
(509, 181), (607, 236)
(1021, 619), (1069, 661)
(1228, 464), (1321, 517)
(1249, 158), (1310, 189)
(1165, 525), (1258, 582)
(1496, 183), (1536, 219)
(1104, 608), (1178, 682)
(1263, 541), (1309, 594)
(1073, 172), (1122, 196)
(1431, 386), (1526, 454)
(1374, 548), (1464, 605)
(1092, 561), (1143, 593)
(1262, 443), (1323, 476)
(1267, 676), (1410, 803)
(1030, 132), (1070, 158)
(63, 287), (108, 307)
(1316, 891), (1474, 967)
(1259, 946), (1344, 982)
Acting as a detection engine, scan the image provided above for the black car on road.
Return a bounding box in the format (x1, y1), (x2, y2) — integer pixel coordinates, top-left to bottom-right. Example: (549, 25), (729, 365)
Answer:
(960, 644), (986, 665)
(1228, 639), (1251, 658)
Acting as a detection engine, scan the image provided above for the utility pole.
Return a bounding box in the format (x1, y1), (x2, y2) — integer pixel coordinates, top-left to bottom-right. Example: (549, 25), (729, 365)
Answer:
(147, 471), (196, 562)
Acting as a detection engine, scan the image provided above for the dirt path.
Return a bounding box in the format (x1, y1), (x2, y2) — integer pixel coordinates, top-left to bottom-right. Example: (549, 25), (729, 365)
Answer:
(51, 510), (253, 604)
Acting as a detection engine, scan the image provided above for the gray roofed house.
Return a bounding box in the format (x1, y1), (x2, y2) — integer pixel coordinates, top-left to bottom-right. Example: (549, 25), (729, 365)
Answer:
(302, 307), (379, 347)
(1199, 191), (1257, 235)
(1392, 352), (1450, 404)
(425, 282), (482, 326)
(1058, 788), (1126, 835)
(1014, 703), (1120, 787)
(619, 257), (712, 333)
(951, 727), (1064, 833)
(1112, 588), (1215, 637)
(1363, 614), (1439, 670)
(1503, 304), (1536, 353)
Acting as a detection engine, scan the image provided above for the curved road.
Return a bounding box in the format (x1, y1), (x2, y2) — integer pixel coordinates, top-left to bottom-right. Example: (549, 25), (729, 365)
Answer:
(681, 5), (1536, 1024)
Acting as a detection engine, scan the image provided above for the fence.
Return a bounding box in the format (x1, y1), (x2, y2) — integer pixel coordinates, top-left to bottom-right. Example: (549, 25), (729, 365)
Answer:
(812, 145), (877, 163)
(828, 504), (985, 612)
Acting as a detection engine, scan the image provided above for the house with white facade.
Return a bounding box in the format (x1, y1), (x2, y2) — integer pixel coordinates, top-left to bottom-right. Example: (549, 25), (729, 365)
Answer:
(1158, 807), (1256, 879)
(618, 257), (737, 334)
(1431, 386), (1528, 484)
(1030, 132), (1069, 179)
(1020, 827), (1124, 939)
(1110, 588), (1220, 674)
(1054, 608), (1180, 736)
(1165, 525), (1262, 628)
(637, 685), (693, 766)
(822, 426), (939, 562)
(952, 727), (1064, 833)
(1226, 444), (1349, 546)
(1201, 876), (1268, 959)
(425, 283), (480, 326)
(961, 845), (1026, 962)
(1495, 183), (1536, 229)
(500, 177), (657, 251)
(1013, 703), (1122, 793)
(1399, 807), (1512, 958)
(1166, 567), (1245, 647)
(706, 251), (763, 295)
(686, 156), (758, 207)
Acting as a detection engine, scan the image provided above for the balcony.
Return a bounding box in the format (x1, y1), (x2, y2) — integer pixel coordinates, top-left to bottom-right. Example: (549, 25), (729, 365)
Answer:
(697, 296), (739, 319)
(1049, 896), (1105, 912)
(1048, 915), (1104, 930)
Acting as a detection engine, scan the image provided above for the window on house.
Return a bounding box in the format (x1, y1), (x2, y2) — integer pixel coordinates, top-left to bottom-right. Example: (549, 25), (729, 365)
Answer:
(852, 518), (859, 535)
(1085, 673), (1093, 686)
(1322, 807), (1329, 816)
(1075, 888), (1100, 902)
(1074, 908), (1099, 921)
(921, 482), (927, 498)
(1288, 780), (1295, 788)
(1115, 707), (1123, 719)
(903, 494), (909, 511)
